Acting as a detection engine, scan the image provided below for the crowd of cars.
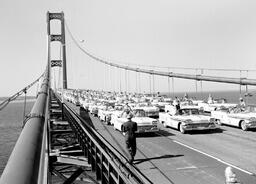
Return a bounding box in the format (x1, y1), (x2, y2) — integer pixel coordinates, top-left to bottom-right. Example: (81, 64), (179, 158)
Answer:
(59, 89), (256, 134)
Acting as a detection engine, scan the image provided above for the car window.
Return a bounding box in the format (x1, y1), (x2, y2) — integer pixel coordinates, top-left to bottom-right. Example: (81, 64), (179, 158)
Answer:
(191, 109), (199, 115)
(134, 110), (145, 117)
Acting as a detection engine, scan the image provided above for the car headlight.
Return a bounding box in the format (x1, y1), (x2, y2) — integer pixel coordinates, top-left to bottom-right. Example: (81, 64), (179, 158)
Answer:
(152, 120), (158, 125)
(249, 117), (256, 121)
(209, 118), (215, 123)
(184, 119), (192, 124)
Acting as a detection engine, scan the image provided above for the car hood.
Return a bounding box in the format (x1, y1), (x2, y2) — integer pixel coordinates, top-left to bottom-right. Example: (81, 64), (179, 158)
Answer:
(141, 107), (159, 112)
(171, 115), (209, 123)
(229, 113), (256, 120)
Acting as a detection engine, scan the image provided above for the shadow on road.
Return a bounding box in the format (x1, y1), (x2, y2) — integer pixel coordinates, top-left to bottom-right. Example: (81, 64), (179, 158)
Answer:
(79, 107), (95, 128)
(134, 154), (184, 164)
(136, 129), (175, 138)
(186, 128), (225, 135)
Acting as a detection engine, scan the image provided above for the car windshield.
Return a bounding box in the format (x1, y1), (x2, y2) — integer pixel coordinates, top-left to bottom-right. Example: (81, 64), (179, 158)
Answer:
(244, 106), (256, 113)
(133, 110), (146, 117)
(115, 106), (123, 111)
(180, 109), (199, 115)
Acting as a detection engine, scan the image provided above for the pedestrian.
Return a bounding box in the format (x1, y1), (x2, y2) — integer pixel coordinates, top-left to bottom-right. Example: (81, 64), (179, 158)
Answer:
(122, 113), (137, 163)
(120, 103), (132, 118)
(239, 97), (246, 111)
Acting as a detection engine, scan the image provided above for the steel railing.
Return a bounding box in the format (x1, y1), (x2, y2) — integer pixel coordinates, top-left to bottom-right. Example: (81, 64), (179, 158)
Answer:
(54, 92), (152, 184)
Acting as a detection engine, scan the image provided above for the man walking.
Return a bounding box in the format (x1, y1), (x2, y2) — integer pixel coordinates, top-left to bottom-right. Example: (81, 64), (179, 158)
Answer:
(122, 113), (137, 163)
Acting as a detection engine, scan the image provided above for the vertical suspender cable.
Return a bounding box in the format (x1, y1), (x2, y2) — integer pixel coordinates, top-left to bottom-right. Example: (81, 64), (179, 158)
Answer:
(195, 69), (198, 93)
(125, 69), (128, 93)
(239, 70), (242, 97)
(22, 89), (27, 127)
(138, 72), (141, 94)
(104, 64), (106, 91)
(109, 65), (111, 92)
(168, 76), (171, 98)
(36, 80), (39, 97)
(119, 68), (122, 92)
(245, 70), (249, 104)
(172, 76), (174, 98)
(153, 73), (155, 95)
(168, 68), (171, 97)
(136, 71), (138, 93)
(127, 65), (130, 93)
(149, 74), (151, 95)
(200, 69), (203, 99)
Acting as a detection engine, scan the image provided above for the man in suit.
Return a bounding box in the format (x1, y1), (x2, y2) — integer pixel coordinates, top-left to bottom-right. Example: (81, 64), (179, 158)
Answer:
(122, 113), (137, 163)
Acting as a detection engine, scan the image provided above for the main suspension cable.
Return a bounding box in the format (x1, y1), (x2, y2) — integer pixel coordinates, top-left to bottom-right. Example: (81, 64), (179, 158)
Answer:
(65, 21), (256, 86)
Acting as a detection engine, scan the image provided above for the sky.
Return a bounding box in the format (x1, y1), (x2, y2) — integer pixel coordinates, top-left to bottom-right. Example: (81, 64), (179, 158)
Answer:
(1, 0), (256, 96)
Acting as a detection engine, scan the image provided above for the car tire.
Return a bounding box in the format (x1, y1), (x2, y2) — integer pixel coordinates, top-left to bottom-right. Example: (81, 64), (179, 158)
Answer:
(240, 120), (248, 131)
(179, 124), (186, 134)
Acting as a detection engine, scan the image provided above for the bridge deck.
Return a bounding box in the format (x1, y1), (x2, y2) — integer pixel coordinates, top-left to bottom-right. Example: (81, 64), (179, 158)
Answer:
(69, 103), (256, 184)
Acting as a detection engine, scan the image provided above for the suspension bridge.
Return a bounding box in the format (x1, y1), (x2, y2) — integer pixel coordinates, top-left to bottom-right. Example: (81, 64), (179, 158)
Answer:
(1, 12), (256, 184)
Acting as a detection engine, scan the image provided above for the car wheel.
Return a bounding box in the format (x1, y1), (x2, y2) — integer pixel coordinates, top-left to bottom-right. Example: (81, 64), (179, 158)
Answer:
(240, 120), (248, 131)
(179, 124), (186, 134)
(216, 119), (222, 126)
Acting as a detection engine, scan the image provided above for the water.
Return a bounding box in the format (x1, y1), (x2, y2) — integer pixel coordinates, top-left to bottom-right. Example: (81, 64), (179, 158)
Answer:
(0, 98), (35, 175)
(162, 90), (256, 104)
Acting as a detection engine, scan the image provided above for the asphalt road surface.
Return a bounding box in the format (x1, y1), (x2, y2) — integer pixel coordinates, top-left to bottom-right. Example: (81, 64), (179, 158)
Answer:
(69, 103), (256, 184)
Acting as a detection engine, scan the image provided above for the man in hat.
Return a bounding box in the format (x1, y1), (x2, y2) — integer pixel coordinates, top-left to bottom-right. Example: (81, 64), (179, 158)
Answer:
(122, 113), (137, 163)
(239, 97), (246, 111)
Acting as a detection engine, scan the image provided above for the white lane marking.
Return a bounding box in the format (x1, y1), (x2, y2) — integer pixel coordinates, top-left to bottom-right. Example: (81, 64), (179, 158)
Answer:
(176, 166), (198, 170)
(173, 140), (254, 175)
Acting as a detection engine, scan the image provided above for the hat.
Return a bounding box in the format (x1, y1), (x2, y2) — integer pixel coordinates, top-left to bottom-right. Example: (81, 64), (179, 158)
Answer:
(127, 113), (133, 119)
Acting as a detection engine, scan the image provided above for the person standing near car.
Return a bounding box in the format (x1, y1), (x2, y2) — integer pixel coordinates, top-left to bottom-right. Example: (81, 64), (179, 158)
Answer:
(122, 113), (137, 163)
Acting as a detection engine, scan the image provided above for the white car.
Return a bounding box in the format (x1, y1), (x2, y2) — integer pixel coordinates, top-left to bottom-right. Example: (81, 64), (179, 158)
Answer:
(110, 105), (125, 125)
(134, 104), (160, 118)
(98, 106), (114, 124)
(113, 109), (158, 133)
(88, 103), (100, 116)
(198, 101), (237, 113)
(211, 107), (256, 131)
(159, 107), (217, 133)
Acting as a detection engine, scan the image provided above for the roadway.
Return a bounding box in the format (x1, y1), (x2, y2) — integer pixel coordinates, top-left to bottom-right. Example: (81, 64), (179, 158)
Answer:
(68, 103), (256, 184)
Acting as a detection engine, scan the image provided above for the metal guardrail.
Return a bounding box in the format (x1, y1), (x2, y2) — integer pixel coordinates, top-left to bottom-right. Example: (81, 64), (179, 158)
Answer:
(54, 92), (152, 184)
(0, 70), (50, 184)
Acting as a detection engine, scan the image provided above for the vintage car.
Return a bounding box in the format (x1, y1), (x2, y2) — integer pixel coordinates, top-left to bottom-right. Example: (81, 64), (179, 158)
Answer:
(198, 99), (237, 113)
(88, 103), (101, 116)
(159, 107), (217, 133)
(211, 106), (256, 131)
(98, 106), (115, 124)
(113, 109), (158, 133)
(110, 105), (125, 125)
(134, 103), (160, 118)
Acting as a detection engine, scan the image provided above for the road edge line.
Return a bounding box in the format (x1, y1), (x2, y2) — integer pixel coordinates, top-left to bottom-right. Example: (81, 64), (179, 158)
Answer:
(173, 140), (254, 175)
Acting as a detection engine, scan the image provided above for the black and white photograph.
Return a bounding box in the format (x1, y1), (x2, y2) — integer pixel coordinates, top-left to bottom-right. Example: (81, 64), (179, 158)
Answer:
(1, 0), (256, 183)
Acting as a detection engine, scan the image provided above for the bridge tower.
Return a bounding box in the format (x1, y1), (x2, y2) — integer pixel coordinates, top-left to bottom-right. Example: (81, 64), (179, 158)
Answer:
(47, 11), (68, 89)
